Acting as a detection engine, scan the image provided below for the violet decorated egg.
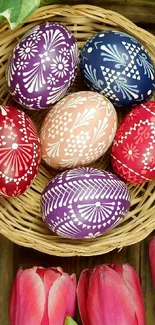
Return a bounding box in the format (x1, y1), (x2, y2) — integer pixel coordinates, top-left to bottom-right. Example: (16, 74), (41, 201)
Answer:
(40, 91), (117, 170)
(41, 167), (131, 239)
(6, 23), (78, 110)
(80, 30), (155, 107)
(111, 102), (155, 183)
(0, 105), (41, 197)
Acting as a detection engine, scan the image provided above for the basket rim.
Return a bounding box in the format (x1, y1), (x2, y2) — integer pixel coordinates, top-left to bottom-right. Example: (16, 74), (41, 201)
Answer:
(27, 4), (155, 43)
(0, 219), (154, 256)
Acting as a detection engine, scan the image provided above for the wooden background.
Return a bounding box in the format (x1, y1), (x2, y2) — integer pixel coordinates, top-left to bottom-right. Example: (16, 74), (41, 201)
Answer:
(0, 1), (155, 324)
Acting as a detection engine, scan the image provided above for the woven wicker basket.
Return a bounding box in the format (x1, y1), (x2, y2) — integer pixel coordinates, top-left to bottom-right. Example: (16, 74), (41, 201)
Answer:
(0, 4), (155, 256)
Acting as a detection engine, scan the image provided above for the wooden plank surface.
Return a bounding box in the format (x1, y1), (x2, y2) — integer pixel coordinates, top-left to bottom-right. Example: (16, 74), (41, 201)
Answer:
(0, 236), (14, 325)
(0, 1), (155, 325)
(141, 237), (155, 324)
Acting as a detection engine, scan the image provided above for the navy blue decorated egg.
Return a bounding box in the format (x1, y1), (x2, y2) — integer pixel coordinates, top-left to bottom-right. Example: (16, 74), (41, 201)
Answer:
(80, 31), (155, 107)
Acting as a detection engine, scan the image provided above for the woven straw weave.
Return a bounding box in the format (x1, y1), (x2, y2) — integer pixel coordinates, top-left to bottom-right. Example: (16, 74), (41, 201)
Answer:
(0, 4), (155, 256)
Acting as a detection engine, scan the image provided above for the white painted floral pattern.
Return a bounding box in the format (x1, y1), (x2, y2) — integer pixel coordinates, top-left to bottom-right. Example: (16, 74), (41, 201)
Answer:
(41, 91), (117, 170)
(80, 31), (155, 107)
(114, 77), (139, 100)
(47, 140), (62, 158)
(101, 43), (129, 68)
(0, 143), (33, 177)
(47, 73), (58, 86)
(91, 118), (109, 145)
(71, 108), (96, 130)
(6, 23), (79, 109)
(23, 62), (46, 93)
(83, 64), (104, 90)
(59, 46), (70, 58)
(18, 41), (38, 60)
(136, 53), (155, 80)
(16, 59), (29, 71)
(43, 28), (66, 52)
(0, 106), (40, 196)
(46, 81), (71, 105)
(27, 31), (42, 43)
(77, 201), (115, 222)
(41, 168), (130, 239)
(50, 55), (69, 78)
(59, 156), (80, 169)
(64, 131), (90, 157)
(112, 102), (155, 183)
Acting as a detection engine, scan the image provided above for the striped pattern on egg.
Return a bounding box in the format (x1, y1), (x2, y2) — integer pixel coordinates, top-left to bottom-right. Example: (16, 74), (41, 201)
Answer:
(41, 167), (131, 239)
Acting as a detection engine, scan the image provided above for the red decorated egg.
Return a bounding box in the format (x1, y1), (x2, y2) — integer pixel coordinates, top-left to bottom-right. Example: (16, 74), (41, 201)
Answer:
(111, 102), (155, 184)
(0, 105), (41, 197)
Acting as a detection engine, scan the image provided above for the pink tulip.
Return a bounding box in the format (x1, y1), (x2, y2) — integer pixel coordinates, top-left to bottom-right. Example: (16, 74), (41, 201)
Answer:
(149, 236), (155, 287)
(77, 264), (145, 325)
(9, 266), (76, 325)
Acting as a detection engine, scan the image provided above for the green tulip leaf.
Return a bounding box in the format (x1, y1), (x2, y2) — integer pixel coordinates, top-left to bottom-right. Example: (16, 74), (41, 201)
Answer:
(65, 316), (78, 325)
(0, 0), (40, 29)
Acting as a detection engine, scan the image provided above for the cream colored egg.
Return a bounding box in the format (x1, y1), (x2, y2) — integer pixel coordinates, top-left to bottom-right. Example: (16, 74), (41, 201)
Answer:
(40, 91), (117, 170)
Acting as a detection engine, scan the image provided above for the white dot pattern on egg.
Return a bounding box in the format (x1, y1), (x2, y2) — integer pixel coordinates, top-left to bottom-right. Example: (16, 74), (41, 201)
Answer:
(40, 91), (117, 170)
(41, 167), (131, 239)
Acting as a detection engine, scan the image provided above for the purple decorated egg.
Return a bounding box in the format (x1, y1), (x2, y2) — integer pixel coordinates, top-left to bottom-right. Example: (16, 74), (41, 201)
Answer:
(41, 167), (131, 239)
(6, 23), (79, 110)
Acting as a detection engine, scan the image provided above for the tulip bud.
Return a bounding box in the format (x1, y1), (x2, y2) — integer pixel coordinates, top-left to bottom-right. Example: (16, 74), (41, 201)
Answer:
(77, 264), (145, 325)
(9, 266), (76, 325)
(149, 236), (155, 288)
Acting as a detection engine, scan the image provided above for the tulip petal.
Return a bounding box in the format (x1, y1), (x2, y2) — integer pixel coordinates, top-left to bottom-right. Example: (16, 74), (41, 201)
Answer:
(112, 264), (145, 325)
(10, 268), (45, 325)
(87, 265), (136, 325)
(57, 267), (63, 273)
(9, 268), (23, 325)
(48, 273), (76, 325)
(149, 237), (155, 288)
(44, 268), (62, 293)
(41, 268), (62, 324)
(77, 269), (91, 325)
